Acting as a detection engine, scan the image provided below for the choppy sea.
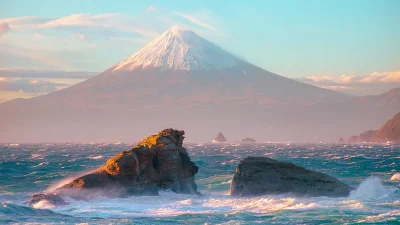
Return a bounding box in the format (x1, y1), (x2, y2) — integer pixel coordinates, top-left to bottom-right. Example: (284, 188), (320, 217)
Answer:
(0, 143), (399, 224)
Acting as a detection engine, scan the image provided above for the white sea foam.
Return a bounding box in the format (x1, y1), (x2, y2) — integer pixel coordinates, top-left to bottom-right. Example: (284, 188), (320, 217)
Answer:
(203, 197), (318, 213)
(32, 162), (45, 168)
(31, 154), (42, 159)
(340, 200), (364, 209)
(45, 182), (398, 220)
(32, 200), (56, 209)
(88, 155), (103, 160)
(358, 210), (400, 223)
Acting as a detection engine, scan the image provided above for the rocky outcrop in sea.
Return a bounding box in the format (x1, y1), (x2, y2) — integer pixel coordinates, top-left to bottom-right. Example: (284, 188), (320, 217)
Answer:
(230, 157), (352, 197)
(213, 132), (227, 142)
(27, 128), (200, 206)
(241, 137), (257, 143)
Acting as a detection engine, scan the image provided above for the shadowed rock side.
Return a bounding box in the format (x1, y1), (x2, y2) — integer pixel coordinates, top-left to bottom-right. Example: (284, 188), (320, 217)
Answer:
(27, 128), (200, 206)
(230, 157), (352, 197)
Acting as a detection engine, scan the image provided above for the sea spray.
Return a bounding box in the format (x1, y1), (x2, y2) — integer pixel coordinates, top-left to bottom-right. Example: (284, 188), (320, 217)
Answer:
(45, 169), (97, 193)
(32, 200), (56, 209)
(350, 177), (389, 199)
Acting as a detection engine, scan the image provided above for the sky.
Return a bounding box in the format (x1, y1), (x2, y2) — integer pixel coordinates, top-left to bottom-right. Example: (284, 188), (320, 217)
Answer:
(0, 0), (399, 102)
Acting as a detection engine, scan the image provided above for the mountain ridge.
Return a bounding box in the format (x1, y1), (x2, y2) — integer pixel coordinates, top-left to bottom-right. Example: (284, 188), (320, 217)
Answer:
(372, 112), (400, 143)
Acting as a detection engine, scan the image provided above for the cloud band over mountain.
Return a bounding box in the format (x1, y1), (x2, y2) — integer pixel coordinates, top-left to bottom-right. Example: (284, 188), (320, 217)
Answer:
(297, 71), (400, 96)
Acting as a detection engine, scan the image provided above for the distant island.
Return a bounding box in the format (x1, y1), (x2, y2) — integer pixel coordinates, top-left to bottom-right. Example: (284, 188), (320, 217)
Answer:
(212, 132), (227, 143)
(346, 112), (400, 143)
(241, 137), (257, 143)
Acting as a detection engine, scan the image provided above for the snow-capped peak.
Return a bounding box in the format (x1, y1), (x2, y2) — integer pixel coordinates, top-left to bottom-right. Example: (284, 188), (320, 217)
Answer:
(111, 26), (243, 72)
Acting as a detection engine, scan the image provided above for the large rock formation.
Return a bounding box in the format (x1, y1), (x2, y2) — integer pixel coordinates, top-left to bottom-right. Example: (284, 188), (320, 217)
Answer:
(27, 128), (200, 206)
(230, 157), (352, 197)
(372, 112), (400, 143)
(213, 132), (227, 143)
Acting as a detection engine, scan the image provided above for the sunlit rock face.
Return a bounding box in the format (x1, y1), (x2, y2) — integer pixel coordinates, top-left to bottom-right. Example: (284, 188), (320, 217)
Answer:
(230, 157), (352, 197)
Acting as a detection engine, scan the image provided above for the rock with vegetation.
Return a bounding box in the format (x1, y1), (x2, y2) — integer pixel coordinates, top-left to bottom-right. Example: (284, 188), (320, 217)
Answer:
(230, 157), (352, 197)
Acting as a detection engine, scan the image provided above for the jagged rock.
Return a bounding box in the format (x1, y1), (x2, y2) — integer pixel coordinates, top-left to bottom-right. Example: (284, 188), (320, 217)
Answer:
(213, 132), (227, 142)
(230, 157), (352, 197)
(338, 137), (345, 143)
(242, 137), (256, 143)
(27, 129), (200, 205)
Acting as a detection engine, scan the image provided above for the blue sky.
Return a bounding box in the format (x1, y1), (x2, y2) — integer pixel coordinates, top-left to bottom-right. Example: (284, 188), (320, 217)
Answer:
(0, 0), (399, 101)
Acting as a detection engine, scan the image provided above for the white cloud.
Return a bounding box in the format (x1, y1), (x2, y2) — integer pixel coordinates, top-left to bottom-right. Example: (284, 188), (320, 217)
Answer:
(33, 33), (42, 40)
(173, 12), (218, 32)
(71, 33), (87, 41)
(0, 68), (96, 79)
(297, 71), (400, 96)
(144, 6), (160, 13)
(143, 6), (225, 36)
(361, 71), (400, 83)
(0, 13), (158, 38)
(0, 70), (90, 103)
(0, 77), (69, 93)
(0, 22), (11, 36)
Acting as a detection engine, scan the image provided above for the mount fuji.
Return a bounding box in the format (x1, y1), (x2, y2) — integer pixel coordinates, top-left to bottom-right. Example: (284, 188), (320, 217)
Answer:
(1, 26), (399, 143)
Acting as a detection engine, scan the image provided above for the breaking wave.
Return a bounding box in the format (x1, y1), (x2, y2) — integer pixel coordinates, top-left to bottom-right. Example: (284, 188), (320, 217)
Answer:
(350, 176), (394, 199)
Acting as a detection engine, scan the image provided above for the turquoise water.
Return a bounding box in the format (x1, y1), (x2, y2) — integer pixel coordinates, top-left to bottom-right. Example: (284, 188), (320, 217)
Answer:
(0, 143), (399, 224)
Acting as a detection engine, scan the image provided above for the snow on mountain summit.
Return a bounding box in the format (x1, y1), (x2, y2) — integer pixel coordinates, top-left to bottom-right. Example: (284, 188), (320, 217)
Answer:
(112, 26), (243, 72)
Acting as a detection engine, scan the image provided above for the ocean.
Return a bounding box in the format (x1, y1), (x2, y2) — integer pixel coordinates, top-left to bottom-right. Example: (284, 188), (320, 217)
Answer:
(0, 143), (399, 224)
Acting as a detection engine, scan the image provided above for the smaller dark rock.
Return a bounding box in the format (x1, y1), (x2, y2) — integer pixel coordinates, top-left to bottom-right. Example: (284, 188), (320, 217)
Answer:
(338, 138), (345, 143)
(213, 132), (227, 142)
(26, 193), (68, 207)
(241, 137), (257, 143)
